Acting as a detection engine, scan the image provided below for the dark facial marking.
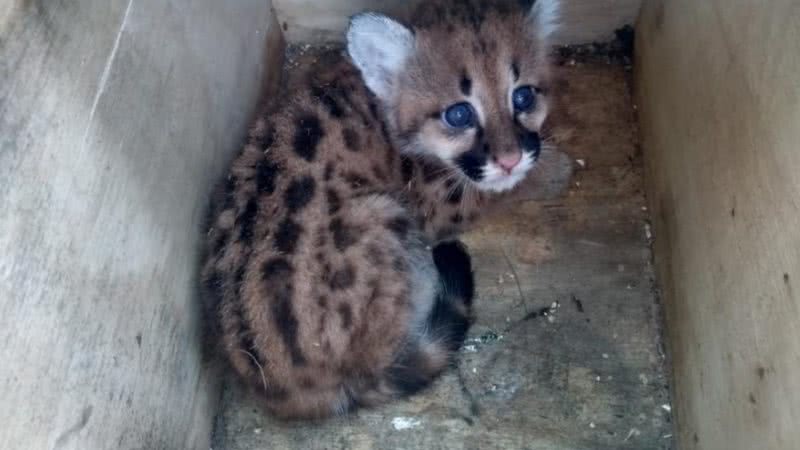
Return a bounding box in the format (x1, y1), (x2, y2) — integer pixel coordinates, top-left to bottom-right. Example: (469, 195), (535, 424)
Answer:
(519, 130), (541, 158)
(451, 213), (463, 224)
(274, 218), (303, 254)
(342, 128), (360, 152)
(237, 198), (259, 244)
(284, 175), (316, 214)
(460, 74), (472, 96)
(293, 114), (324, 162)
(337, 304), (353, 329)
(455, 149), (487, 181)
(255, 158), (279, 194)
(329, 263), (356, 290)
(330, 218), (361, 251)
(326, 188), (342, 214)
(511, 61), (520, 81)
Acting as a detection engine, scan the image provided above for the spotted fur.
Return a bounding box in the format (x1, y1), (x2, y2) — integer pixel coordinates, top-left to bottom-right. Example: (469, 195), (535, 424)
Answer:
(202, 0), (561, 419)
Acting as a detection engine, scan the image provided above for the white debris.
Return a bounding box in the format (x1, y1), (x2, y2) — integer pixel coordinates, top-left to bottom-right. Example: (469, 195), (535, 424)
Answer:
(662, 434), (673, 439)
(589, 422), (596, 429)
(391, 417), (422, 431)
(644, 223), (653, 241)
(463, 344), (477, 353)
(602, 353), (609, 359)
(596, 376), (601, 382)
(661, 404), (672, 413)
(472, 367), (478, 374)
(639, 373), (649, 385)
(641, 205), (648, 212)
(576, 158), (587, 168)
(253, 428), (262, 434)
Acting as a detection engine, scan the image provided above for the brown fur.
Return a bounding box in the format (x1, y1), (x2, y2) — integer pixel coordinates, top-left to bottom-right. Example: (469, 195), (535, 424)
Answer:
(201, 0), (560, 419)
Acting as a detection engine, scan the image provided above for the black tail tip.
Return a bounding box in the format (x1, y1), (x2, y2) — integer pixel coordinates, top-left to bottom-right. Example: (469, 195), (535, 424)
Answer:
(432, 240), (474, 304)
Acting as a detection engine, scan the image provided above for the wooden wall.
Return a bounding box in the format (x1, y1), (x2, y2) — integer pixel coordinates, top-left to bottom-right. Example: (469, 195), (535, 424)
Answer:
(272, 0), (642, 44)
(636, 1), (800, 449)
(0, 1), (282, 448)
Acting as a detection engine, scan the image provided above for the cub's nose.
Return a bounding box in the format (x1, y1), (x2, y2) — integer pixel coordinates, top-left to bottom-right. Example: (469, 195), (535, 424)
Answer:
(495, 152), (522, 173)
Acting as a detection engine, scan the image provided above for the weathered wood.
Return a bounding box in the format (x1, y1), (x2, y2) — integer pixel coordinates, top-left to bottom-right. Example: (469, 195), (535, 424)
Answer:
(0, 1), (283, 448)
(637, 1), (800, 449)
(272, 0), (641, 45)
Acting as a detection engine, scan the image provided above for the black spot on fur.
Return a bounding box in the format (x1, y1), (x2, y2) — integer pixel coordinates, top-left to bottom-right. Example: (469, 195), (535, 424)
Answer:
(273, 292), (306, 366)
(274, 218), (302, 253)
(312, 86), (345, 118)
(253, 127), (275, 151)
(387, 217), (411, 240)
(330, 264), (356, 290)
(366, 245), (383, 266)
(460, 74), (472, 96)
(212, 229), (229, 255)
(284, 176), (316, 214)
(419, 159), (443, 182)
(401, 156), (415, 183)
(237, 198), (259, 244)
(330, 218), (361, 251)
(262, 257), (306, 366)
(324, 162), (334, 181)
(451, 213), (463, 224)
(446, 184), (464, 204)
(337, 304), (353, 329)
(342, 128), (360, 151)
(255, 158), (279, 194)
(455, 149), (487, 181)
(293, 114), (324, 162)
(344, 172), (369, 189)
(385, 344), (436, 397)
(262, 257), (293, 279)
(326, 188), (342, 214)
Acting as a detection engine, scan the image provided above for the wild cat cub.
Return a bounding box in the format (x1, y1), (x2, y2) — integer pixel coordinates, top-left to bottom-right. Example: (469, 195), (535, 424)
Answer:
(202, 0), (561, 419)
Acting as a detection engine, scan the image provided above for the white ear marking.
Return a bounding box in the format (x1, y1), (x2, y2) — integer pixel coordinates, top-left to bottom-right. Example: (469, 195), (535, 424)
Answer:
(346, 13), (414, 101)
(530, 0), (561, 40)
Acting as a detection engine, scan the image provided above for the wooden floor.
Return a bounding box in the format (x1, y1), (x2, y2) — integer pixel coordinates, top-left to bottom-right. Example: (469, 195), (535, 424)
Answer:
(211, 49), (674, 450)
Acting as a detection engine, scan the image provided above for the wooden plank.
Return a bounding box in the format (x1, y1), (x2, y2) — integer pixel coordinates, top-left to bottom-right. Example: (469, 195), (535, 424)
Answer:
(0, 1), (283, 449)
(636, 1), (800, 449)
(272, 0), (641, 45)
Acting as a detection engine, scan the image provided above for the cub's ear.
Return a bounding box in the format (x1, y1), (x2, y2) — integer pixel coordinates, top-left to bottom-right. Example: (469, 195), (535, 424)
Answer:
(529, 0), (561, 41)
(346, 13), (414, 101)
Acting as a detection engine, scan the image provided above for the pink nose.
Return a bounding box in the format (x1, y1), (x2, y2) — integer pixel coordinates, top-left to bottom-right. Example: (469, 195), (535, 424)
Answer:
(496, 152), (522, 172)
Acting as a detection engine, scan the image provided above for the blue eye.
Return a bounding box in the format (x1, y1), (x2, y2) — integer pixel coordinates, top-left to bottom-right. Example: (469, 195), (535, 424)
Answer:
(512, 86), (536, 112)
(443, 102), (475, 128)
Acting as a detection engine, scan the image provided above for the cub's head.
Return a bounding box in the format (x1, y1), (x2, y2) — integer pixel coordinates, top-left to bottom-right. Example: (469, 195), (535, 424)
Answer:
(347, 0), (560, 193)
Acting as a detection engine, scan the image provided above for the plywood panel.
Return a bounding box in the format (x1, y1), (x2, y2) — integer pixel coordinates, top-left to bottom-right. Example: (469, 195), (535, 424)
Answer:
(273, 0), (641, 45)
(0, 1), (282, 448)
(636, 1), (800, 449)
